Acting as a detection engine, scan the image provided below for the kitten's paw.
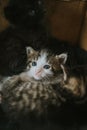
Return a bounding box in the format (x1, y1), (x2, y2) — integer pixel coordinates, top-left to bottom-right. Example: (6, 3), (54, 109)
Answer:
(63, 77), (85, 97)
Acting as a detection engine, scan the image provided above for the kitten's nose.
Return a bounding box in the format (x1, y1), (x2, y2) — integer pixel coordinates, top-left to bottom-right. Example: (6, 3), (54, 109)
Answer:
(35, 68), (43, 76)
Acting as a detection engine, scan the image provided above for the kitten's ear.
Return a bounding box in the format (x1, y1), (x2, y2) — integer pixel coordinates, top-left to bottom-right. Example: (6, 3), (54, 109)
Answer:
(59, 53), (67, 64)
(56, 53), (67, 64)
(26, 47), (35, 55)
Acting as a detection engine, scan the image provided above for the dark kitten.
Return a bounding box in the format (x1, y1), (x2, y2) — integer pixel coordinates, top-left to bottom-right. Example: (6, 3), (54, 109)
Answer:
(4, 0), (46, 29)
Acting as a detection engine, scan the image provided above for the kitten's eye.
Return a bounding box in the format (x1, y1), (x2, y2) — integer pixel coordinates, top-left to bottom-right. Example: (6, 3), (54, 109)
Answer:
(43, 65), (50, 69)
(32, 61), (37, 66)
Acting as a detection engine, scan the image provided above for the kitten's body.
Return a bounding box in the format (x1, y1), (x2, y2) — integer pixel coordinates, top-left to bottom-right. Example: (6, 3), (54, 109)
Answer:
(1, 47), (87, 120)
(1, 47), (67, 119)
(2, 76), (62, 119)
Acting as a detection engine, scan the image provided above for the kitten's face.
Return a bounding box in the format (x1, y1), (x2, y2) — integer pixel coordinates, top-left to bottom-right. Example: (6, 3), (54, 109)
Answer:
(26, 47), (67, 80)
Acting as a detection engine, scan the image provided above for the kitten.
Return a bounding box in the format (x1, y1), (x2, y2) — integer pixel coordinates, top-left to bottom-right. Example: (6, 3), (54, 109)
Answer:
(4, 0), (46, 29)
(1, 47), (86, 120)
(1, 47), (67, 119)
(20, 47), (86, 102)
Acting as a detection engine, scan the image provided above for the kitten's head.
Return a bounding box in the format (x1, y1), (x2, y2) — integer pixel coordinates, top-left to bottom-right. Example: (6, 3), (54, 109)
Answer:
(4, 0), (46, 29)
(25, 47), (67, 80)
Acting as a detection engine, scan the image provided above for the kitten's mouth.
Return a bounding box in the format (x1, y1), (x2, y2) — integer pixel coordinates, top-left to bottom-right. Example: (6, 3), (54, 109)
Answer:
(34, 74), (53, 81)
(35, 72), (41, 77)
(33, 75), (42, 80)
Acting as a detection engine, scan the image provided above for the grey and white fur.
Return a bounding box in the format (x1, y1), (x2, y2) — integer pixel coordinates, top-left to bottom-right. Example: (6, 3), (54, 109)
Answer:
(1, 47), (67, 119)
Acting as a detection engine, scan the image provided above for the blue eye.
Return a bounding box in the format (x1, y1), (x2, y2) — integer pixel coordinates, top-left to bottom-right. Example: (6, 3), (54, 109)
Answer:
(32, 61), (37, 66)
(43, 65), (50, 69)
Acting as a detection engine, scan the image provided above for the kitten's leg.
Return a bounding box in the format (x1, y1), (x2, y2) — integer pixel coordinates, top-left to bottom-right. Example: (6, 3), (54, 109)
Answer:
(62, 76), (86, 98)
(60, 65), (86, 98)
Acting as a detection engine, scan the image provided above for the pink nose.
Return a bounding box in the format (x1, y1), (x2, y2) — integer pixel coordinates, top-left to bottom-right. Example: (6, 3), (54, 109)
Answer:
(35, 69), (42, 76)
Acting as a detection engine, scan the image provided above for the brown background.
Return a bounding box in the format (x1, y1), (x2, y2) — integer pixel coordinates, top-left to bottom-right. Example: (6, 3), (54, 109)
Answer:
(0, 0), (87, 49)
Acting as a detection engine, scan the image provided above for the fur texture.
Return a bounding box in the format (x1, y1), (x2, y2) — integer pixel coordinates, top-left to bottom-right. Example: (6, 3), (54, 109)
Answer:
(1, 47), (87, 130)
(1, 47), (87, 122)
(1, 47), (67, 120)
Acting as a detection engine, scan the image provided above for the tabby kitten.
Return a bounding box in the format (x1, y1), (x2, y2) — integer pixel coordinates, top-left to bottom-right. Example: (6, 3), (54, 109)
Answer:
(1, 47), (67, 119)
(22, 47), (86, 101)
(1, 47), (87, 119)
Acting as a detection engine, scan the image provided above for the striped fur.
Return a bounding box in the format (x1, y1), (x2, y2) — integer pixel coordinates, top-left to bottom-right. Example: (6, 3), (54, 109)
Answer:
(1, 47), (67, 119)
(1, 47), (86, 119)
